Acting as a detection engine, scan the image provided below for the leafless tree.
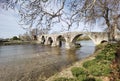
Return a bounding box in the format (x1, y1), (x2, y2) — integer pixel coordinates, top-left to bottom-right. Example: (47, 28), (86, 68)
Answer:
(19, 32), (32, 41)
(18, 0), (65, 29)
(70, 0), (120, 41)
(1, 0), (120, 41)
(0, 0), (71, 33)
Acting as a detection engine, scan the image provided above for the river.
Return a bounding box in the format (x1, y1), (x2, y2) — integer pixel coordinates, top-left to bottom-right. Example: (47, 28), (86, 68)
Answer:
(0, 40), (95, 81)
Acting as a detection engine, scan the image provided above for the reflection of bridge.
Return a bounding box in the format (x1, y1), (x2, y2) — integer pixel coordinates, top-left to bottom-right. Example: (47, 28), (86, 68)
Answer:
(38, 32), (120, 49)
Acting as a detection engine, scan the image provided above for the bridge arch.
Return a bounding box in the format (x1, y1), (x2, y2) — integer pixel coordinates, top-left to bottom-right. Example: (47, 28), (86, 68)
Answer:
(47, 37), (53, 46)
(71, 34), (83, 43)
(56, 35), (66, 47)
(101, 40), (108, 44)
(71, 34), (96, 47)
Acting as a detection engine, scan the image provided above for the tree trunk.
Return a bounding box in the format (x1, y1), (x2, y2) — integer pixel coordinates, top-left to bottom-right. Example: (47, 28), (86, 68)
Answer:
(109, 25), (115, 41)
(104, 7), (112, 42)
(105, 19), (112, 41)
(105, 17), (116, 41)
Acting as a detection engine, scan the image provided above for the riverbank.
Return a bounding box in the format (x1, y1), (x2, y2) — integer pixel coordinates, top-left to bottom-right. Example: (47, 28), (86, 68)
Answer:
(46, 43), (120, 81)
(0, 40), (39, 45)
(46, 51), (97, 81)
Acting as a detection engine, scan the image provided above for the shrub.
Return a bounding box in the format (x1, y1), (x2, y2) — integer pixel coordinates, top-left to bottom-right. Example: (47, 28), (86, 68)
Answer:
(83, 59), (97, 68)
(77, 75), (87, 81)
(96, 44), (116, 61)
(71, 67), (86, 77)
(83, 77), (96, 81)
(12, 36), (20, 40)
(96, 44), (106, 51)
(68, 78), (77, 81)
(96, 78), (102, 81)
(83, 60), (111, 76)
(87, 62), (111, 76)
(77, 75), (102, 81)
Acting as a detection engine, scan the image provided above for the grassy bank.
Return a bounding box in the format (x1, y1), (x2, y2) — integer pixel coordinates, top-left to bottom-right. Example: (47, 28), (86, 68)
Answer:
(47, 42), (120, 81)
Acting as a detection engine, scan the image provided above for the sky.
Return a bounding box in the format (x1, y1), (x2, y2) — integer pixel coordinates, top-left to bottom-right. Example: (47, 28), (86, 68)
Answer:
(0, 8), (104, 39)
(0, 9), (25, 38)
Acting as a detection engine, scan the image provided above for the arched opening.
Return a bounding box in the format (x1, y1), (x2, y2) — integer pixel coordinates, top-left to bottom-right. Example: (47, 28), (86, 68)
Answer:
(72, 34), (83, 48)
(72, 34), (83, 43)
(48, 37), (53, 46)
(101, 40), (108, 44)
(72, 34), (92, 48)
(41, 36), (45, 44)
(57, 35), (66, 47)
(33, 35), (37, 40)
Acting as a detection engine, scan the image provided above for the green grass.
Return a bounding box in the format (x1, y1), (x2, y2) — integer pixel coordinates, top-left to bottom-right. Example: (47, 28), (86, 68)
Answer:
(71, 67), (87, 77)
(82, 44), (117, 77)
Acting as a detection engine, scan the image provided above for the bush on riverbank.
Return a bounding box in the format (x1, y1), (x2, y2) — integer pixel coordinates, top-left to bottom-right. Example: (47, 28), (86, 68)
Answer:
(53, 43), (119, 81)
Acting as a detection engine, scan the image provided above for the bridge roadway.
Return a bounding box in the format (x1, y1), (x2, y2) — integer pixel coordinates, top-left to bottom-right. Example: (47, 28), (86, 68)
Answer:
(37, 32), (120, 49)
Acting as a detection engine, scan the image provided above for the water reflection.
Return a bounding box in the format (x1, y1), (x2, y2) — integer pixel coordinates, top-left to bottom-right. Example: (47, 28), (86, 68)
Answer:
(65, 49), (78, 63)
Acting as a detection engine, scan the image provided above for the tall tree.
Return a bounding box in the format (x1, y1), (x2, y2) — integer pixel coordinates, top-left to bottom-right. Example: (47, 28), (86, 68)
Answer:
(70, 0), (120, 41)
(0, 0), (120, 41)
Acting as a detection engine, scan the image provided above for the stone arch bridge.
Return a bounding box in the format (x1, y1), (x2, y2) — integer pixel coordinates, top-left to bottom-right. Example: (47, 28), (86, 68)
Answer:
(38, 32), (120, 49)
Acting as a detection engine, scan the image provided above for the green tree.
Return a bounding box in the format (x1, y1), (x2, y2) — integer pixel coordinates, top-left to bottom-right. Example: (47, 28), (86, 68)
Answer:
(12, 36), (20, 40)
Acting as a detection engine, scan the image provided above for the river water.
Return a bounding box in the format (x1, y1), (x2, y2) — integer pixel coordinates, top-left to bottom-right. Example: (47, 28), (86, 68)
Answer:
(0, 40), (95, 81)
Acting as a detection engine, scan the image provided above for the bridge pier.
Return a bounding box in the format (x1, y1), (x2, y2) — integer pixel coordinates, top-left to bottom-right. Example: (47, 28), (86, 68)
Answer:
(51, 42), (57, 47)
(44, 40), (48, 45)
(65, 42), (75, 49)
(92, 39), (102, 45)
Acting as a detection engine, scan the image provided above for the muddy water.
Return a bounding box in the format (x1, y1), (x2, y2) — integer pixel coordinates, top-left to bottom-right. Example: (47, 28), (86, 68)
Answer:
(0, 40), (95, 81)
